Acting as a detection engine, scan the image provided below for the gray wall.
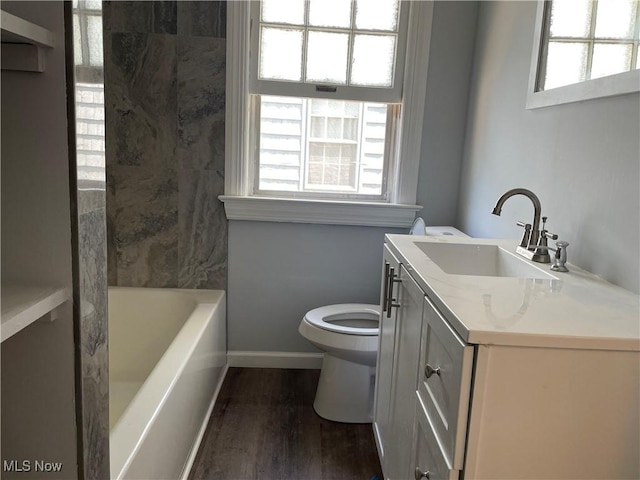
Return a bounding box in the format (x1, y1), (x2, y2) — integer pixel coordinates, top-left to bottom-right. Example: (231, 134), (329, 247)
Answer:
(228, 222), (405, 352)
(104, 1), (227, 290)
(457, 1), (640, 293)
(416, 1), (478, 225)
(227, 2), (479, 353)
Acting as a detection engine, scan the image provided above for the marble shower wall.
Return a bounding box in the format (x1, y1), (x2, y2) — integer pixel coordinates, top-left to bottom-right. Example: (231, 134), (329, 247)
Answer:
(103, 1), (227, 290)
(77, 197), (109, 479)
(73, 1), (110, 477)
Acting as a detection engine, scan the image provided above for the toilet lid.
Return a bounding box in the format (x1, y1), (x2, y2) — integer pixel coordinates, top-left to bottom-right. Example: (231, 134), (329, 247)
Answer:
(304, 304), (380, 336)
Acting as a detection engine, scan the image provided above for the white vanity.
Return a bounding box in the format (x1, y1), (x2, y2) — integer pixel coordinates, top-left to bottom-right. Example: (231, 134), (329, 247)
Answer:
(373, 234), (639, 480)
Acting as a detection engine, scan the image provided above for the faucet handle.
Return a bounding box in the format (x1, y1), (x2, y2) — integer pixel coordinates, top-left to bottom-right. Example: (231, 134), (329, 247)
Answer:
(551, 240), (569, 272)
(543, 231), (559, 241)
(516, 221), (532, 248)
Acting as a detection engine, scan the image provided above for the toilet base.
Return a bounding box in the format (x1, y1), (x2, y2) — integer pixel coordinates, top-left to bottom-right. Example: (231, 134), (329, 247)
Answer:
(313, 354), (375, 423)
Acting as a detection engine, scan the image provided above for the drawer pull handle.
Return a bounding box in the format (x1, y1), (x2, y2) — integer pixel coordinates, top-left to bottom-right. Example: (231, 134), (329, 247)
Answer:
(415, 467), (430, 480)
(386, 266), (401, 318)
(425, 364), (441, 379)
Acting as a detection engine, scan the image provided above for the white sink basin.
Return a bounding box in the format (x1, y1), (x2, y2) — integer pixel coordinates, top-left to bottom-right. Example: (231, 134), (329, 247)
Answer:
(415, 242), (555, 279)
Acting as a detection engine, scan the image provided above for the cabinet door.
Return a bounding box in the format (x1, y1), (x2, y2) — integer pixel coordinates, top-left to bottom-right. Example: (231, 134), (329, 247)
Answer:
(373, 245), (401, 472)
(389, 265), (426, 480)
(417, 295), (473, 470)
(374, 245), (426, 480)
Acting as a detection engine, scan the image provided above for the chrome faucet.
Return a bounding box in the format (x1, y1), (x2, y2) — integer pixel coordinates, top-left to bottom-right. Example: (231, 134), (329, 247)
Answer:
(491, 188), (559, 264)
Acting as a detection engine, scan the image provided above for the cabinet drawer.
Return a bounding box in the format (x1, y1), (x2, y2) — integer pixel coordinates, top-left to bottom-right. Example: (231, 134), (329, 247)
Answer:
(418, 295), (473, 470)
(412, 395), (457, 480)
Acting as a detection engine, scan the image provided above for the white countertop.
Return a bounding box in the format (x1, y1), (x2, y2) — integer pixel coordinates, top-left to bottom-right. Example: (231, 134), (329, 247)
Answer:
(386, 234), (640, 351)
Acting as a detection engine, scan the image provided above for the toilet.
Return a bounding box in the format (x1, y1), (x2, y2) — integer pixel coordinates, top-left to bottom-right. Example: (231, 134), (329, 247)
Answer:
(299, 224), (469, 423)
(298, 303), (380, 423)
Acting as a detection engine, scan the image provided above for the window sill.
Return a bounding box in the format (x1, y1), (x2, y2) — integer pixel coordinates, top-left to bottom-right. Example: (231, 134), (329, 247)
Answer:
(219, 195), (422, 227)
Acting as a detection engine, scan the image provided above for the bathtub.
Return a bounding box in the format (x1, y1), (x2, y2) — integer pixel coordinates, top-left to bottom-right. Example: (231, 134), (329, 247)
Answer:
(108, 287), (227, 480)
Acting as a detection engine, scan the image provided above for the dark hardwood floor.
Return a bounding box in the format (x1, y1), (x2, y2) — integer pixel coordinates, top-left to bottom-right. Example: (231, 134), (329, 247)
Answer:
(189, 368), (383, 480)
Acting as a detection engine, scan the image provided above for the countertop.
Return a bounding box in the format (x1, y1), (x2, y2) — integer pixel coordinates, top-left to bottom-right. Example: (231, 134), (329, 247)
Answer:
(385, 234), (640, 351)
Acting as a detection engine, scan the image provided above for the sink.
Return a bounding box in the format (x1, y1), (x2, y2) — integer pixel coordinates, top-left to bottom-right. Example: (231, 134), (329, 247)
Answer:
(415, 242), (556, 279)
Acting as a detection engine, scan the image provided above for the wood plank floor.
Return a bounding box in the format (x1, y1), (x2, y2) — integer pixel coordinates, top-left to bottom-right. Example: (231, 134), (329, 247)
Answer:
(189, 368), (383, 480)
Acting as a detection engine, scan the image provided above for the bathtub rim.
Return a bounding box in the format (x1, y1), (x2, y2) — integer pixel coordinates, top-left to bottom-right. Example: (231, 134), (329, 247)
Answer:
(109, 288), (226, 480)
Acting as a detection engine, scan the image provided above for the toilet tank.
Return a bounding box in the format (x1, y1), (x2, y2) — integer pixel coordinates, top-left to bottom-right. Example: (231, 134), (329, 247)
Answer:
(424, 226), (469, 237)
(409, 218), (469, 238)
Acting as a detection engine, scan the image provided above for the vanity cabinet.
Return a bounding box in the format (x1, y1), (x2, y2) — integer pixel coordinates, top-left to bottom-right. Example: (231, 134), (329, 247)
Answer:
(374, 236), (640, 480)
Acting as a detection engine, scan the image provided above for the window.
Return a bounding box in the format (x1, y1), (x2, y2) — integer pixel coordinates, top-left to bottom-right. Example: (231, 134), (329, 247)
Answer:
(250, 0), (406, 200)
(73, 0), (106, 188)
(527, 0), (640, 109)
(222, 0), (432, 226)
(540, 0), (639, 90)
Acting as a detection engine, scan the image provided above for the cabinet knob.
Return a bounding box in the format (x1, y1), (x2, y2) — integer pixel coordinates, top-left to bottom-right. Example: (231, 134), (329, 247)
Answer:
(424, 364), (441, 379)
(415, 467), (430, 480)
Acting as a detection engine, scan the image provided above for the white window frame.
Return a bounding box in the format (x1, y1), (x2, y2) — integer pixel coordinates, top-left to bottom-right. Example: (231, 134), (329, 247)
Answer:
(221, 0), (433, 227)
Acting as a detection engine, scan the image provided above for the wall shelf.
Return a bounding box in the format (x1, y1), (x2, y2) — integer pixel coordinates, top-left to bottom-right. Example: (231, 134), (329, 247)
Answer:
(1, 285), (71, 343)
(1, 9), (55, 72)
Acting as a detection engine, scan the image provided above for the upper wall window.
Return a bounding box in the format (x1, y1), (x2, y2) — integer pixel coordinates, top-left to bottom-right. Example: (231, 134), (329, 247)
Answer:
(249, 0), (407, 200)
(539, 0), (639, 90)
(527, 0), (640, 108)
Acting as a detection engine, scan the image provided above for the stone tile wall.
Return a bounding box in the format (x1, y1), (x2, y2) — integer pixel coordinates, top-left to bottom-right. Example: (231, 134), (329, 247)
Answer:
(104, 1), (227, 290)
(75, 7), (109, 477)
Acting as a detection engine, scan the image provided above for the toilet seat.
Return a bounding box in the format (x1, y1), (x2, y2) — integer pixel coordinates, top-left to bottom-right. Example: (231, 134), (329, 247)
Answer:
(304, 304), (380, 336)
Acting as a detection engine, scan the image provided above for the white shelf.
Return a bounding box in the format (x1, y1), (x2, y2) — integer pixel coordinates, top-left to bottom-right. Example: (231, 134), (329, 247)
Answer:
(1, 10), (55, 72)
(1, 10), (55, 47)
(1, 284), (71, 343)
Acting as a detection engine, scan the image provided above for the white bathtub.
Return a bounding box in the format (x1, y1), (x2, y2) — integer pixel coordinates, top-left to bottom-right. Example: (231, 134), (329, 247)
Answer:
(108, 287), (227, 480)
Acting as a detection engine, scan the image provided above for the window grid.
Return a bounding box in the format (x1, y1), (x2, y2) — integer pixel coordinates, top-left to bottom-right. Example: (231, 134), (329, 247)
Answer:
(255, 96), (393, 199)
(304, 102), (364, 192)
(258, 23), (399, 86)
(544, 0), (640, 87)
(258, 0), (400, 87)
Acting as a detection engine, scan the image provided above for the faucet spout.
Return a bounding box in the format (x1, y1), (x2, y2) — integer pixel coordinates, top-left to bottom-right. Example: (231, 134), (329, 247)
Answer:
(492, 188), (543, 247)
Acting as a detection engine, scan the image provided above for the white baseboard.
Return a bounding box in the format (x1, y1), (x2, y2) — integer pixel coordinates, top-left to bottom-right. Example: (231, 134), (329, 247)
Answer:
(227, 351), (323, 369)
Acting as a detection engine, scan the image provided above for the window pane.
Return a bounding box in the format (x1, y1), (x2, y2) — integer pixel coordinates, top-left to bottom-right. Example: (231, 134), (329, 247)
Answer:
(310, 117), (326, 137)
(260, 27), (304, 81)
(306, 31), (349, 84)
(84, 0), (102, 10)
(308, 143), (357, 188)
(544, 42), (588, 89)
(311, 99), (360, 117)
(355, 0), (399, 31)
(261, 0), (305, 25)
(73, 14), (83, 65)
(549, 0), (593, 38)
(351, 34), (396, 86)
(343, 118), (358, 140)
(591, 43), (633, 78)
(87, 15), (104, 67)
(594, 0), (637, 39)
(309, 0), (352, 28)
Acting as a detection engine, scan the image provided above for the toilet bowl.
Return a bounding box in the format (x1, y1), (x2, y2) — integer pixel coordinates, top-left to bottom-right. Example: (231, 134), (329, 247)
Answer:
(299, 303), (380, 423)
